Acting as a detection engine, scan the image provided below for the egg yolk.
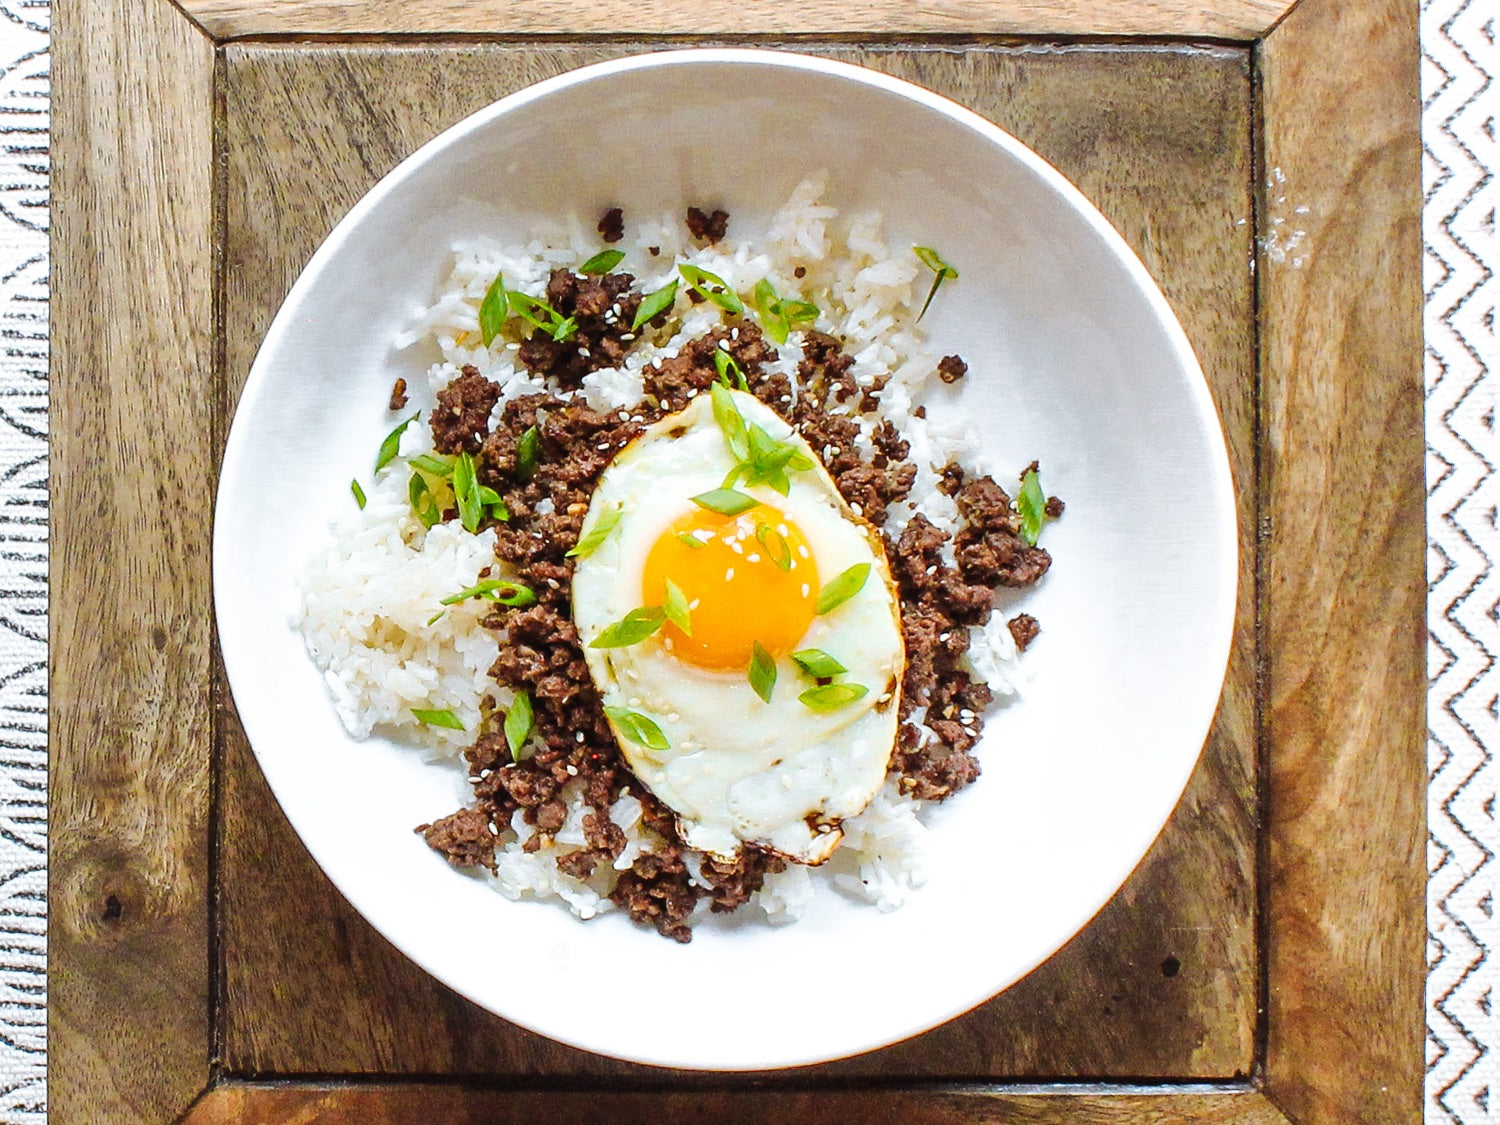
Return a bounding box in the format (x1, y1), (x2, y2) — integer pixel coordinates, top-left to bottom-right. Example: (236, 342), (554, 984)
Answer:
(642, 503), (819, 671)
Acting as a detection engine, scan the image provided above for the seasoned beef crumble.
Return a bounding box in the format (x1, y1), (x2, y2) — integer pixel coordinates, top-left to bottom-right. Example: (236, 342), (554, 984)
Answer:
(415, 232), (1058, 938)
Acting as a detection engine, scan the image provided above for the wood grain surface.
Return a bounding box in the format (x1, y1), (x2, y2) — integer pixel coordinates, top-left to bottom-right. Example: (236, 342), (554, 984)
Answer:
(183, 1082), (1293, 1125)
(180, 0), (1297, 43)
(48, 0), (215, 1121)
(216, 42), (1259, 1081)
(1258, 0), (1426, 1121)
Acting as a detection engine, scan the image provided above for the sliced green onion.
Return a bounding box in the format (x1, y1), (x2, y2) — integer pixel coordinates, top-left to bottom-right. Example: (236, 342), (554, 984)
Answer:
(426, 610), (445, 626)
(578, 249), (625, 275)
(479, 272), (508, 347)
(913, 245), (958, 321)
(662, 578), (693, 636)
(440, 578), (536, 608)
(815, 563), (871, 615)
(678, 263), (744, 314)
(755, 521), (793, 571)
(691, 488), (759, 517)
(408, 471), (441, 529)
(350, 479), (366, 509)
(516, 425), (540, 480)
(632, 279), (678, 329)
(590, 606), (667, 648)
(377, 412), (419, 473)
(676, 530), (707, 549)
(605, 706), (670, 752)
(504, 690), (534, 762)
(798, 682), (869, 712)
(408, 452), (455, 477)
(507, 290), (578, 343)
(748, 641), (777, 703)
(1017, 467), (1048, 547)
(791, 649), (848, 679)
(710, 381), (750, 461)
(752, 277), (819, 345)
(476, 483), (509, 522)
(567, 503), (623, 558)
(714, 346), (748, 390)
(411, 707), (465, 730)
(452, 451), (482, 533)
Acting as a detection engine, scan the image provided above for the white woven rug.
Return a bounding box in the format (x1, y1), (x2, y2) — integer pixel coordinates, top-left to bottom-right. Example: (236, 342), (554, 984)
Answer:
(2, 5), (1491, 1120)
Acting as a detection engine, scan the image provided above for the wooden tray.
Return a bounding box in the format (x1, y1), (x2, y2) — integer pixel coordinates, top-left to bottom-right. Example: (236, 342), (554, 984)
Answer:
(49, 1), (1425, 1121)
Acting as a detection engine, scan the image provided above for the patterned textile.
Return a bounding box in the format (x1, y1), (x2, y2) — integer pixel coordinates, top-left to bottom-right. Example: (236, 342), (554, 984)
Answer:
(1423, 0), (1497, 1120)
(0, 4), (1488, 1122)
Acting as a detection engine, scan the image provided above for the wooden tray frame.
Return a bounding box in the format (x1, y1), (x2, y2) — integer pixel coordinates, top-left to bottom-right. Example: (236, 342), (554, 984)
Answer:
(49, 0), (1424, 1121)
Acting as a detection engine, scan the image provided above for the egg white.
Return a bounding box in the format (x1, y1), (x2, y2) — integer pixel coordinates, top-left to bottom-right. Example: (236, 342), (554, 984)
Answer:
(572, 388), (904, 864)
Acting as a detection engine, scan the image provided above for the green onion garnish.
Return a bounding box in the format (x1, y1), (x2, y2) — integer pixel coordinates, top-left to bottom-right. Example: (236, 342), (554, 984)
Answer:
(676, 530), (707, 549)
(755, 522), (793, 571)
(507, 290), (578, 343)
(452, 451), (483, 533)
(678, 263), (744, 315)
(714, 347), (748, 390)
(710, 382), (750, 461)
(590, 606), (667, 648)
(516, 425), (540, 480)
(798, 682), (869, 712)
(408, 471), (441, 529)
(377, 412), (419, 473)
(913, 246), (958, 321)
(411, 707), (465, 730)
(662, 578), (693, 636)
(752, 278), (819, 345)
(605, 706), (670, 752)
(440, 578), (536, 608)
(578, 249), (625, 275)
(408, 452), (455, 477)
(1017, 467), (1048, 546)
(815, 563), (871, 615)
(504, 690), (534, 762)
(351, 479), (366, 509)
(749, 641), (777, 703)
(632, 280), (678, 330)
(567, 504), (623, 558)
(479, 272), (508, 347)
(691, 488), (760, 517)
(426, 610), (445, 626)
(791, 649), (847, 679)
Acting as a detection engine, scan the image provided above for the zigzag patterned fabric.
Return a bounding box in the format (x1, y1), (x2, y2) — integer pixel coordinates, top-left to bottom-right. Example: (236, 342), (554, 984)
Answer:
(1422, 0), (1496, 1119)
(0, 2), (1488, 1121)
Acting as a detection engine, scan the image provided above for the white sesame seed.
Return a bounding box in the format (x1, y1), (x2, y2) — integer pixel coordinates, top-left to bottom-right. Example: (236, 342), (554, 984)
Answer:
(597, 442), (609, 451)
(488, 823), (499, 835)
(547, 578), (560, 589)
(689, 598), (701, 609)
(725, 568), (735, 581)
(566, 764), (579, 776)
(747, 554), (761, 563)
(621, 333), (635, 341)
(777, 524), (790, 536)
(578, 347), (591, 357)
(576, 731), (586, 742)
(851, 503), (863, 515)
(801, 583), (810, 597)
(798, 545), (810, 559)
(926, 565), (937, 575)
(730, 541), (744, 554)
(731, 327), (740, 340)
(939, 631), (949, 641)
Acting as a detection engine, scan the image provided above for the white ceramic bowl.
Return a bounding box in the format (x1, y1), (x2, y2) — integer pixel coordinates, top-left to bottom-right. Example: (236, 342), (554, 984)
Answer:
(214, 48), (1236, 1071)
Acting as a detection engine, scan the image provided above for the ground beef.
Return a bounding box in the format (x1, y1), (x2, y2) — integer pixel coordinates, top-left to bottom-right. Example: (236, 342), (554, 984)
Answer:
(389, 377), (408, 411)
(1045, 495), (1066, 518)
(597, 207), (624, 243)
(611, 852), (699, 943)
(417, 807), (496, 872)
(642, 323), (779, 414)
(414, 320), (1061, 937)
(515, 268), (643, 386)
(685, 206), (729, 242)
(937, 354), (968, 383)
(1008, 613), (1040, 651)
(430, 366), (501, 454)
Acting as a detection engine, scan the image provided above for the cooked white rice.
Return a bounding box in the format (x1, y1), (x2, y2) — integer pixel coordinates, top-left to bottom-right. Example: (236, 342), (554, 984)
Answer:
(296, 175), (1024, 928)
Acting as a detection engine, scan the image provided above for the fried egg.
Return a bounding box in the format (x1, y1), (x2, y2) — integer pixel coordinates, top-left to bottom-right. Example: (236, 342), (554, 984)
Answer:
(571, 387), (904, 864)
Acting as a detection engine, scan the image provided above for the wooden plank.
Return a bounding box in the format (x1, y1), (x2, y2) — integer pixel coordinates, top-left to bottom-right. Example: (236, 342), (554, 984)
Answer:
(1257, 0), (1426, 1121)
(183, 1082), (1292, 1125)
(217, 41), (1258, 1080)
(182, 0), (1296, 44)
(48, 0), (216, 1121)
